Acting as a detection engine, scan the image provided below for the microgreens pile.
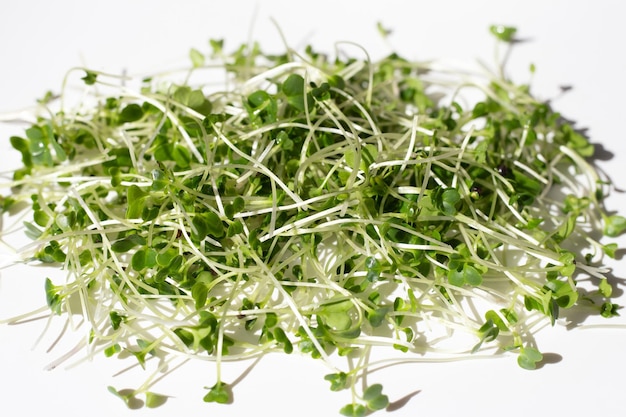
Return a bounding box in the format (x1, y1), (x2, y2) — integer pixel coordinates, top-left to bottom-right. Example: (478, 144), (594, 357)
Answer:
(1, 26), (625, 415)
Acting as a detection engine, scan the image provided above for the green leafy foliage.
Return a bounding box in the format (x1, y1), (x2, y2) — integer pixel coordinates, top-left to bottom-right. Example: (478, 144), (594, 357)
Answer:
(1, 25), (623, 415)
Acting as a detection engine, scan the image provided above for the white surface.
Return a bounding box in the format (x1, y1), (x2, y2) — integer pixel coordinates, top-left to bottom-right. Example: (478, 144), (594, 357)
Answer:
(1, 1), (626, 416)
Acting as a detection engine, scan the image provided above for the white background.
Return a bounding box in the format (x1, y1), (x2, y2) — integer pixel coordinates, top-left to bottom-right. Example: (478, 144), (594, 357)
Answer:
(1, 1), (626, 416)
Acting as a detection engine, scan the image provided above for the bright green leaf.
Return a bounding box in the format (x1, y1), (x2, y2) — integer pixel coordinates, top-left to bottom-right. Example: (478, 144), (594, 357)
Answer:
(354, 384), (388, 411)
(82, 70), (97, 85)
(189, 48), (205, 68)
(463, 264), (483, 286)
(518, 346), (543, 370)
(45, 278), (62, 315)
(324, 372), (348, 392)
(145, 392), (168, 408)
(604, 215), (626, 237)
(489, 25), (517, 42)
(203, 382), (230, 404)
(119, 103), (144, 123)
(599, 278), (613, 297)
(340, 403), (367, 417)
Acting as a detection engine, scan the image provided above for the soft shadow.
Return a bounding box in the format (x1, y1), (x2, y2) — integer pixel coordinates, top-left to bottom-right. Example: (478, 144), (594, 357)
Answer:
(597, 272), (626, 299)
(386, 389), (422, 412)
(535, 352), (562, 370)
(509, 36), (533, 45)
(230, 355), (263, 388)
(116, 388), (145, 409)
(592, 142), (615, 162)
(613, 248), (626, 261)
(500, 38), (531, 71)
(552, 109), (617, 164)
(5, 313), (50, 325)
(560, 276), (625, 330)
(222, 383), (235, 405)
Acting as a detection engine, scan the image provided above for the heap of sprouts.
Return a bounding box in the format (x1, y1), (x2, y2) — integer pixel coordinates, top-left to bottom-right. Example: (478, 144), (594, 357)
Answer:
(1, 26), (624, 415)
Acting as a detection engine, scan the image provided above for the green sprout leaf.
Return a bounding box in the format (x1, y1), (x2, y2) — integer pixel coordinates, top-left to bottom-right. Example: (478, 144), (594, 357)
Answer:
(365, 256), (382, 282)
(45, 278), (63, 315)
(10, 136), (33, 168)
(599, 278), (613, 297)
(126, 185), (148, 219)
(319, 299), (354, 331)
(111, 234), (146, 253)
(129, 338), (156, 368)
(600, 302), (620, 318)
(109, 311), (126, 330)
(324, 372), (348, 392)
(604, 215), (626, 237)
(363, 384), (389, 411)
(209, 39), (223, 55)
(433, 187), (461, 216)
(130, 248), (153, 271)
(282, 73), (313, 112)
(81, 70), (98, 85)
(602, 243), (618, 259)
(107, 386), (142, 409)
(104, 343), (122, 357)
(367, 306), (390, 327)
(145, 392), (168, 408)
(376, 22), (392, 38)
(489, 25), (517, 42)
(339, 403), (367, 417)
(273, 326), (293, 353)
(191, 279), (210, 309)
(472, 318), (499, 353)
(119, 103), (144, 123)
(189, 48), (205, 68)
(203, 382), (231, 404)
(448, 263), (483, 287)
(517, 346), (543, 370)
